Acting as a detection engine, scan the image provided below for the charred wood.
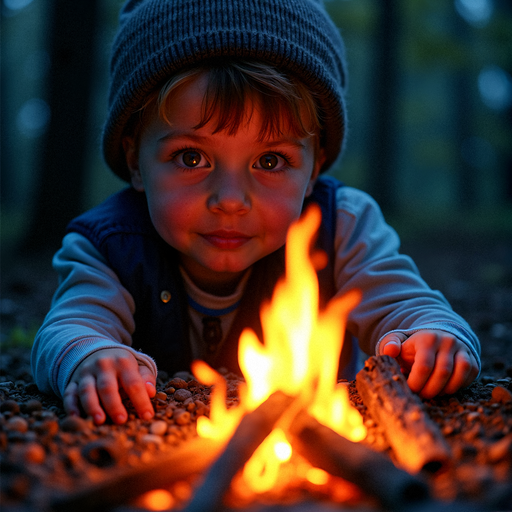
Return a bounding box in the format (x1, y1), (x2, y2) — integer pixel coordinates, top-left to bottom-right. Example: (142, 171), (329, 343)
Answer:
(290, 410), (430, 511)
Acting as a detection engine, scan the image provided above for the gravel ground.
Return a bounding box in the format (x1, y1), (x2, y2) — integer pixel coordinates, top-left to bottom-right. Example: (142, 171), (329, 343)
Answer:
(1, 235), (512, 512)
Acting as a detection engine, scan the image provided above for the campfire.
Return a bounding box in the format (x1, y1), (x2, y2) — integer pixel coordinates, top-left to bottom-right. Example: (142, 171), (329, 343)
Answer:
(3, 208), (512, 512)
(190, 205), (366, 497)
(129, 206), (454, 512)
(45, 206), (470, 512)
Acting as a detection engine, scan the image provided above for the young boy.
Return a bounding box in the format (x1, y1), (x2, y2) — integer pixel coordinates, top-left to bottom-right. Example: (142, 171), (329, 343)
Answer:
(31, 0), (480, 426)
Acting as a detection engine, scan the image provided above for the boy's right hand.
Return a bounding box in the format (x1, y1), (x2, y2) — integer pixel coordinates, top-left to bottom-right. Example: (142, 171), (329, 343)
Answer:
(63, 348), (156, 425)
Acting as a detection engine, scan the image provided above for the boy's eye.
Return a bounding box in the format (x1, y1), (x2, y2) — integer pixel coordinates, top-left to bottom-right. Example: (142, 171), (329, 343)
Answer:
(254, 153), (286, 171)
(173, 150), (209, 168)
(260, 154), (278, 169)
(182, 151), (202, 167)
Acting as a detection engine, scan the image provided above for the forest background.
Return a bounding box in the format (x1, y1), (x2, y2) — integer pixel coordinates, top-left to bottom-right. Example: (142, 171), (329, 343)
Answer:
(1, 0), (512, 345)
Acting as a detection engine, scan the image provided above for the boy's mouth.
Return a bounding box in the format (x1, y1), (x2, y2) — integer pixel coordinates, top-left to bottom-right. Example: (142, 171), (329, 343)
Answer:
(201, 230), (252, 250)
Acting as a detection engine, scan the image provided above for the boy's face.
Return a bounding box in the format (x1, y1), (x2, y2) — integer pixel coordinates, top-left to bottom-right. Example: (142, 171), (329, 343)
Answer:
(124, 73), (323, 293)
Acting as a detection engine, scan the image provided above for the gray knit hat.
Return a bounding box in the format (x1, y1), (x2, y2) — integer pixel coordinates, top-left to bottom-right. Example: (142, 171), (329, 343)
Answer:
(103, 0), (347, 181)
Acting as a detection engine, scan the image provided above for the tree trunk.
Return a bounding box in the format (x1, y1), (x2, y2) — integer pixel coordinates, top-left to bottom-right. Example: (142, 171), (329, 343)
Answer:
(366, 0), (401, 213)
(21, 0), (99, 254)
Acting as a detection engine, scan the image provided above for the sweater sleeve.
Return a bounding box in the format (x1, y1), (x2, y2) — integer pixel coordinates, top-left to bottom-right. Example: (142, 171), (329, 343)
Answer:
(333, 186), (481, 369)
(30, 232), (157, 398)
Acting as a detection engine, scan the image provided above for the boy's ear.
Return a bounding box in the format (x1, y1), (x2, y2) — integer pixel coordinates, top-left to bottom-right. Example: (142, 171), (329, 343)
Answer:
(123, 136), (144, 191)
(305, 147), (326, 197)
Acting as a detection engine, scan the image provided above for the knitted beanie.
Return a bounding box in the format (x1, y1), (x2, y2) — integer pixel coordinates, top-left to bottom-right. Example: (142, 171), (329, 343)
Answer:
(103, 0), (348, 181)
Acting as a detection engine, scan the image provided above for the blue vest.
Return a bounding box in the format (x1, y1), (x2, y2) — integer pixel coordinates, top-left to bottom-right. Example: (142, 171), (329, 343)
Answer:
(67, 175), (354, 377)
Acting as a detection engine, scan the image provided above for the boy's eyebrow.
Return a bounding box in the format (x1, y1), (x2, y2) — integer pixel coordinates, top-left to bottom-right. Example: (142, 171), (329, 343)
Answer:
(157, 131), (307, 149)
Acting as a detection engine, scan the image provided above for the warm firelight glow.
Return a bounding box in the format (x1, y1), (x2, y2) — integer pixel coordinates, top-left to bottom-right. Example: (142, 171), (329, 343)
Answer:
(136, 489), (175, 511)
(306, 467), (330, 486)
(192, 205), (366, 495)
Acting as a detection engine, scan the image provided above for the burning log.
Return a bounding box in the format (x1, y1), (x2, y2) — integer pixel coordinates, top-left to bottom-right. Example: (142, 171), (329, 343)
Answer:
(290, 410), (430, 512)
(183, 391), (294, 512)
(356, 355), (451, 474)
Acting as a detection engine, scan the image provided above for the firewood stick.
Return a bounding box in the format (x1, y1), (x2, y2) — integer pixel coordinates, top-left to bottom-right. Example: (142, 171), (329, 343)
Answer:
(356, 355), (451, 474)
(183, 390), (295, 512)
(290, 410), (431, 512)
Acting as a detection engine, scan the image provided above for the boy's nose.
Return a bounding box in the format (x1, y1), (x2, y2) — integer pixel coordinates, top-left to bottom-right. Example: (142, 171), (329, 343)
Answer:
(207, 170), (251, 214)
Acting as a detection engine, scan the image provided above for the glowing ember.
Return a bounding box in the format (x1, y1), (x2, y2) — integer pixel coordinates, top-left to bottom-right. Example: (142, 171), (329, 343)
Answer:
(192, 205), (366, 495)
(136, 489), (175, 510)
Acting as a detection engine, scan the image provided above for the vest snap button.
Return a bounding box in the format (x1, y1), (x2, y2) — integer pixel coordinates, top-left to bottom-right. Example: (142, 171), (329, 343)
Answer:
(160, 290), (171, 303)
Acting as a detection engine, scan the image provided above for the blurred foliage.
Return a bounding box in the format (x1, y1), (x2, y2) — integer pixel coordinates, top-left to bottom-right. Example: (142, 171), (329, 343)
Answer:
(2, 326), (39, 349)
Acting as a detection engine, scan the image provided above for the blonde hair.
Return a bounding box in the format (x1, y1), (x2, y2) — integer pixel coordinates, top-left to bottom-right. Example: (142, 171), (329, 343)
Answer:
(127, 59), (323, 146)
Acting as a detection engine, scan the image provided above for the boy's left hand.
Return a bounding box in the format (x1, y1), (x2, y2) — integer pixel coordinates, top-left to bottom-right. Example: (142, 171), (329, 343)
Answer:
(378, 330), (479, 398)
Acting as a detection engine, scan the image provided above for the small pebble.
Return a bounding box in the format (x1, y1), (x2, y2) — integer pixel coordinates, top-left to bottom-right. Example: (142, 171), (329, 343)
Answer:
(60, 415), (89, 433)
(165, 433), (179, 445)
(82, 440), (120, 467)
(174, 410), (191, 426)
(5, 416), (28, 433)
(23, 383), (39, 394)
(22, 442), (46, 464)
(149, 420), (168, 436)
(167, 377), (188, 390)
(140, 434), (163, 446)
(442, 425), (455, 436)
(174, 389), (192, 402)
(491, 386), (512, 404)
(22, 399), (42, 414)
(0, 400), (20, 414)
(62, 447), (84, 470)
(155, 391), (167, 401)
(33, 419), (59, 437)
(487, 435), (512, 462)
(197, 403), (210, 417)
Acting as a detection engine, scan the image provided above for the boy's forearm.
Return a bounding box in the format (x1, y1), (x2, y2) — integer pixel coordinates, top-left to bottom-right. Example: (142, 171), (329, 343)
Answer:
(31, 233), (143, 397)
(333, 187), (480, 364)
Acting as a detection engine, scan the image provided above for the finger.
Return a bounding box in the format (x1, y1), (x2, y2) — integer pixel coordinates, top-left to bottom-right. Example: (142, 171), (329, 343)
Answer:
(94, 361), (128, 424)
(418, 343), (455, 399)
(379, 332), (406, 358)
(118, 358), (155, 421)
(463, 352), (480, 387)
(77, 374), (106, 425)
(63, 381), (80, 417)
(381, 339), (402, 358)
(405, 333), (438, 394)
(441, 350), (479, 395)
(139, 365), (157, 397)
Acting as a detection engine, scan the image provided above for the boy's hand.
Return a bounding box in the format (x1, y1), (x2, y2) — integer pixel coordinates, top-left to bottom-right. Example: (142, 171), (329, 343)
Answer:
(378, 330), (479, 399)
(63, 348), (156, 425)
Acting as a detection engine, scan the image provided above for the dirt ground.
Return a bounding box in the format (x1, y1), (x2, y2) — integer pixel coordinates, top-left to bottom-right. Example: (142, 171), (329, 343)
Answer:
(1, 233), (511, 511)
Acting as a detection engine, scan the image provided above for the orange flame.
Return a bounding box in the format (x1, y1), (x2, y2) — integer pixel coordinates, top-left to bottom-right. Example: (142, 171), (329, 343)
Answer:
(192, 205), (366, 494)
